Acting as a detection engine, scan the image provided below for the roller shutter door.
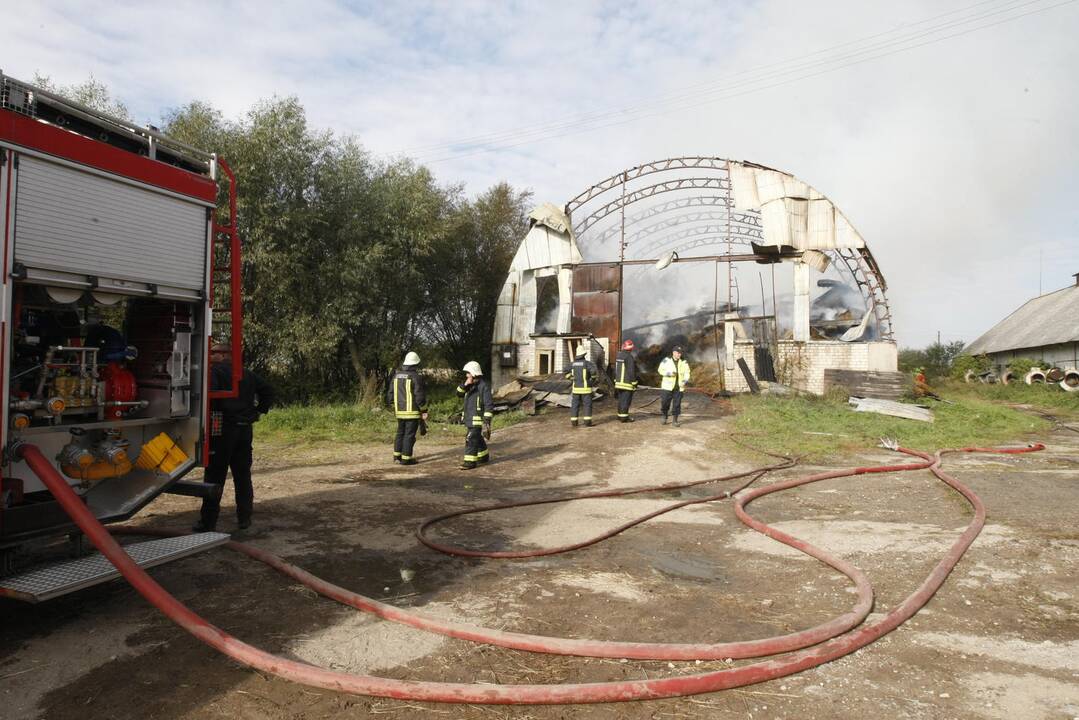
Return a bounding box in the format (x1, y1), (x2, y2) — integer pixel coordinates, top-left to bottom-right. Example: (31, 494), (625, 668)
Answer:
(14, 154), (208, 290)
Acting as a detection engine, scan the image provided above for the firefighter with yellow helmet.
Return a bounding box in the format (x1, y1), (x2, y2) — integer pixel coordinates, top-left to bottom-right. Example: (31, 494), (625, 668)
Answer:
(458, 360), (494, 469)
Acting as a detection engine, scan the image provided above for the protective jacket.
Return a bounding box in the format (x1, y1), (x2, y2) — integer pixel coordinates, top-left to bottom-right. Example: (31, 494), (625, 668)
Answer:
(211, 362), (276, 425)
(658, 356), (691, 392)
(614, 350), (638, 391)
(565, 358), (599, 395)
(386, 366), (427, 419)
(457, 378), (494, 427)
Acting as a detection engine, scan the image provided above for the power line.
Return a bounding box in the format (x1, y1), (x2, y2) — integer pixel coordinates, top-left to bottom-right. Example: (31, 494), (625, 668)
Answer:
(395, 0), (1022, 156)
(420, 0), (1072, 162)
(395, 0), (1076, 164)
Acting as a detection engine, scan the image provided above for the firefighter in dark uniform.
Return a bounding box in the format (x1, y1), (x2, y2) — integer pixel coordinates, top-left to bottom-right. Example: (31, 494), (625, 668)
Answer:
(614, 339), (639, 422)
(565, 343), (598, 427)
(194, 344), (276, 532)
(386, 351), (427, 465)
(458, 360), (493, 469)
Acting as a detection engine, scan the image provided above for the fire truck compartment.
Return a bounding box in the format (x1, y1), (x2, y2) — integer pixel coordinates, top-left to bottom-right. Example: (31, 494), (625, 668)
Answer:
(13, 152), (210, 297)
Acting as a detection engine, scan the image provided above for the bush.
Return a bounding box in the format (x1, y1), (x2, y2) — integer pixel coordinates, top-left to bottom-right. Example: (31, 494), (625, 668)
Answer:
(1006, 357), (1039, 377)
(951, 353), (990, 380)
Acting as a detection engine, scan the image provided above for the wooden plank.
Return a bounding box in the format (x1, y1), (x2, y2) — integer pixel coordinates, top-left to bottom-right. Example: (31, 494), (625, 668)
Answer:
(824, 369), (910, 401)
(737, 357), (760, 394)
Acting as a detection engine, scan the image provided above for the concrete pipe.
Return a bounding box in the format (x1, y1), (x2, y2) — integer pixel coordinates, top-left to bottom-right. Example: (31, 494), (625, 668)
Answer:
(1061, 369), (1079, 392)
(1001, 371), (1016, 385)
(964, 369), (976, 384)
(1025, 368), (1047, 385)
(1046, 367), (1065, 383)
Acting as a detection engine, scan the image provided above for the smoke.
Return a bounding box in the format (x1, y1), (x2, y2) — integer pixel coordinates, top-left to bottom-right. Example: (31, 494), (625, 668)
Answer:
(534, 275), (560, 334)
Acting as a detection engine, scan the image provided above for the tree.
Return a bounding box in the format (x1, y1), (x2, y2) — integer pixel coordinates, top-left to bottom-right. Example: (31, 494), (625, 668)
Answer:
(54, 75), (534, 401)
(924, 341), (965, 377)
(900, 341), (965, 378)
(898, 348), (928, 374)
(32, 74), (131, 119)
(422, 183), (532, 372)
(320, 154), (454, 398)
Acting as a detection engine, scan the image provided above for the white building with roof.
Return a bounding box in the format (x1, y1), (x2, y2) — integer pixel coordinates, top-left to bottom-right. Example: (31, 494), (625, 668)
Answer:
(964, 273), (1079, 372)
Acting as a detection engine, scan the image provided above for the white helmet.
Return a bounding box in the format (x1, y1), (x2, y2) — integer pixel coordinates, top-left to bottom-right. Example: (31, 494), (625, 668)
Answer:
(462, 360), (483, 376)
(403, 351), (420, 366)
(575, 343), (589, 357)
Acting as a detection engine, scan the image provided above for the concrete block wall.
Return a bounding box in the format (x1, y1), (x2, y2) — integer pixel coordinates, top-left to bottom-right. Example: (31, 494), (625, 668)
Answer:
(723, 341), (759, 393)
(776, 341), (898, 395)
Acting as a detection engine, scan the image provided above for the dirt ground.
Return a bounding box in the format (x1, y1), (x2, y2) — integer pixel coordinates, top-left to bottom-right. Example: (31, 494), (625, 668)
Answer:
(2, 392), (1078, 720)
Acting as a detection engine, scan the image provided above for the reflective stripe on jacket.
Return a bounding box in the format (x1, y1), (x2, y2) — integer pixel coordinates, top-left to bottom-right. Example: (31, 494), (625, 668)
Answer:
(565, 358), (598, 395)
(456, 378), (494, 427)
(614, 350), (638, 391)
(658, 357), (690, 392)
(387, 367), (427, 419)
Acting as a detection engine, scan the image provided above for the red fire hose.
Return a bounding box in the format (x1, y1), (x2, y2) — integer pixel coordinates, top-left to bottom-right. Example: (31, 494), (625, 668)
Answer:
(15, 440), (1043, 704)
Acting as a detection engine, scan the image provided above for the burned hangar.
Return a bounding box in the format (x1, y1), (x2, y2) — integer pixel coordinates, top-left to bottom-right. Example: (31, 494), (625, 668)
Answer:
(490, 157), (897, 394)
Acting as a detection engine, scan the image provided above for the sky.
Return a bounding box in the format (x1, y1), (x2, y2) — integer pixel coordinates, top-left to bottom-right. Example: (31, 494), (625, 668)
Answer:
(3, 0), (1078, 348)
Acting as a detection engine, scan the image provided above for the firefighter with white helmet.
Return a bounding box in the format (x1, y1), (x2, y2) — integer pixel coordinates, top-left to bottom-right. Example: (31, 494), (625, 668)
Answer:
(457, 360), (493, 469)
(565, 341), (599, 427)
(614, 339), (639, 422)
(386, 351), (427, 465)
(658, 345), (691, 426)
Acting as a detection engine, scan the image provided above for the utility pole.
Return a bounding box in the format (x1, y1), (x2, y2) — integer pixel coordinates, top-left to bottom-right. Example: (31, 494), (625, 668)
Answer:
(937, 330), (941, 345)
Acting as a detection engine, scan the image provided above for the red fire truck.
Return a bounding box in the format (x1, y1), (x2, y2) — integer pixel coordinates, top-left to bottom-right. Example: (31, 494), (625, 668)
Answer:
(0, 73), (242, 600)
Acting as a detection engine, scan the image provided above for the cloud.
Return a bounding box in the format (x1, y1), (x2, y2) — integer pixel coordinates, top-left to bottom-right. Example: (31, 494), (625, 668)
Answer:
(4, 0), (1077, 347)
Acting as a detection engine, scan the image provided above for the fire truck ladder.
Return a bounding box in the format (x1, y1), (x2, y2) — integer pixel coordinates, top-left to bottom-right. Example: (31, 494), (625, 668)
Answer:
(209, 158), (243, 400)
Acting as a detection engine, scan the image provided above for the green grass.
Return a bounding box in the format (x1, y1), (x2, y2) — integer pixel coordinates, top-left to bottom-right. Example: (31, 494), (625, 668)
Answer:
(939, 379), (1079, 419)
(723, 390), (1051, 462)
(255, 382), (526, 445)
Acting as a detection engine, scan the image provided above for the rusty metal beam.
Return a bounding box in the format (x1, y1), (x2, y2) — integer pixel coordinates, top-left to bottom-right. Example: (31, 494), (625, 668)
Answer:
(579, 251), (799, 268)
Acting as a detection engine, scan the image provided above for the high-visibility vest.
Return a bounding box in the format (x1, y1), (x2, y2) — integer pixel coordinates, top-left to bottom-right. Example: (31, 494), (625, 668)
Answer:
(658, 357), (690, 391)
(565, 359), (598, 394)
(390, 367), (426, 419)
(614, 350), (638, 391)
(456, 379), (493, 427)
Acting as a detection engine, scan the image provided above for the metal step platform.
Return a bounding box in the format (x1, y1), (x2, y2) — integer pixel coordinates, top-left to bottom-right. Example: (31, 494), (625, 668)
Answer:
(0, 532), (230, 603)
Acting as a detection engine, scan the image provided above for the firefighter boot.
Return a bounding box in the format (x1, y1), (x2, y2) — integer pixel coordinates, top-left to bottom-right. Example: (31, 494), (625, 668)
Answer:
(571, 420), (579, 428)
(585, 419), (594, 427)
(460, 461), (477, 470)
(672, 417), (682, 427)
(621, 416), (635, 423)
(401, 458), (417, 466)
(662, 416), (669, 425)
